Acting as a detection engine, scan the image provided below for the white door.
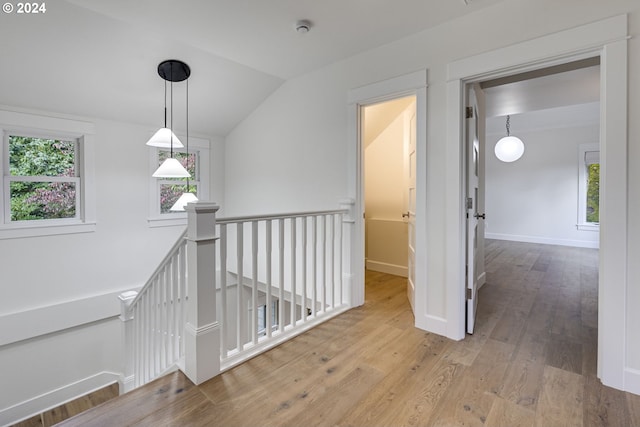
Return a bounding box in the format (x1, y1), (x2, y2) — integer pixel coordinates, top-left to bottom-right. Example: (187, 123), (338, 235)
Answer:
(405, 105), (417, 312)
(466, 83), (486, 334)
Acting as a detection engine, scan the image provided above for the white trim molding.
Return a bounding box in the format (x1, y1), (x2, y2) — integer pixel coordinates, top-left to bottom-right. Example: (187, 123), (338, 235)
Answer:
(0, 288), (137, 347)
(486, 233), (599, 249)
(446, 14), (628, 392)
(348, 69), (430, 331)
(0, 371), (119, 427)
(0, 109), (96, 240)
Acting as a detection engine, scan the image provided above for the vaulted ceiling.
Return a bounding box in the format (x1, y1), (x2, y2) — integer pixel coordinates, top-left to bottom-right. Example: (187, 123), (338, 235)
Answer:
(0, 0), (504, 137)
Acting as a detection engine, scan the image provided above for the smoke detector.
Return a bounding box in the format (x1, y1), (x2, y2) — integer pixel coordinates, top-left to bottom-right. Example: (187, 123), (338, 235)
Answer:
(295, 20), (311, 33)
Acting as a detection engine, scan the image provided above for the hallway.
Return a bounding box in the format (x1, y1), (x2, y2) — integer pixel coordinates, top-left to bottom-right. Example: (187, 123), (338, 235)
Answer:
(55, 241), (640, 426)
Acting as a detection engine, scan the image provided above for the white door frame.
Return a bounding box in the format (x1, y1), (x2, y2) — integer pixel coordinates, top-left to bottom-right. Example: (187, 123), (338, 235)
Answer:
(445, 15), (628, 390)
(347, 70), (433, 330)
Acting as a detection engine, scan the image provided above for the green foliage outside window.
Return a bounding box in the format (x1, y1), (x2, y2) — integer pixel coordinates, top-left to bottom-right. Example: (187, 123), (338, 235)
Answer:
(586, 163), (599, 223)
(9, 136), (77, 221)
(158, 150), (197, 213)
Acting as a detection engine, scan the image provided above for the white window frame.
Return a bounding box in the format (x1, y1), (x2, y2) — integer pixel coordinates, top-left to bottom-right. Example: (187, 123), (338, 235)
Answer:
(0, 110), (96, 240)
(148, 136), (210, 227)
(577, 142), (600, 231)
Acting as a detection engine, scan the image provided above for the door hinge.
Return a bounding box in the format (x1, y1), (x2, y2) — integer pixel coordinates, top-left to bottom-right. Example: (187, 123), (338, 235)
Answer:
(465, 106), (474, 119)
(466, 288), (473, 300)
(466, 197), (473, 209)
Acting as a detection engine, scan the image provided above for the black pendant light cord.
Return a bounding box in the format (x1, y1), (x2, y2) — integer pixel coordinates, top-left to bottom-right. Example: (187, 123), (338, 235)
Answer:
(506, 115), (511, 136)
(163, 80), (167, 129)
(186, 78), (191, 192)
(170, 62), (174, 158)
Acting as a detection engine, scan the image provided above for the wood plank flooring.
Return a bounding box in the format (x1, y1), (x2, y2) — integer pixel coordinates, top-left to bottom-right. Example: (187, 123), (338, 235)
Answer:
(55, 240), (640, 426)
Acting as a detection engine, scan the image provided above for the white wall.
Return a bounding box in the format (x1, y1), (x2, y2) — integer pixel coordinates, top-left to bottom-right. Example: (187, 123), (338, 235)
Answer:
(485, 122), (600, 248)
(365, 106), (408, 275)
(223, 0), (640, 393)
(0, 110), (225, 424)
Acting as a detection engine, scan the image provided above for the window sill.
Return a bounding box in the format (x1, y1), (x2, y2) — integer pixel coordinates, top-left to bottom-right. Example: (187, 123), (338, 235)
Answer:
(0, 221), (96, 240)
(577, 223), (599, 232)
(148, 215), (187, 228)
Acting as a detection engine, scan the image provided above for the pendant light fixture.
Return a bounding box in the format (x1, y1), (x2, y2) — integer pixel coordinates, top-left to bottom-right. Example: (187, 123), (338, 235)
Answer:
(151, 60), (191, 178)
(146, 62), (184, 149)
(170, 78), (199, 211)
(494, 115), (525, 162)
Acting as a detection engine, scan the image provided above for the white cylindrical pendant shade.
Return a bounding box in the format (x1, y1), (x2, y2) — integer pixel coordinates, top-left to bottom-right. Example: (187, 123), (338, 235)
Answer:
(146, 128), (184, 148)
(170, 192), (198, 211)
(152, 158), (191, 178)
(494, 136), (525, 162)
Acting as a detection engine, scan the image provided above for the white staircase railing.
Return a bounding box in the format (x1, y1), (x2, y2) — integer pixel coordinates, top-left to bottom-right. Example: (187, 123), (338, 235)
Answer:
(119, 231), (188, 391)
(217, 209), (350, 371)
(119, 200), (355, 391)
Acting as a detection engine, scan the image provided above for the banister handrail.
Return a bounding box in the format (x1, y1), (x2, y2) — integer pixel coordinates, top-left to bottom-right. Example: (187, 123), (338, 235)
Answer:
(217, 208), (348, 225)
(129, 229), (188, 308)
(127, 209), (348, 310)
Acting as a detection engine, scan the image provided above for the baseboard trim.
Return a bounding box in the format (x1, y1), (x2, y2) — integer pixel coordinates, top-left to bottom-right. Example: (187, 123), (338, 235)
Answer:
(415, 313), (448, 338)
(0, 371), (120, 427)
(366, 260), (408, 277)
(478, 272), (487, 289)
(485, 233), (599, 249)
(624, 367), (640, 396)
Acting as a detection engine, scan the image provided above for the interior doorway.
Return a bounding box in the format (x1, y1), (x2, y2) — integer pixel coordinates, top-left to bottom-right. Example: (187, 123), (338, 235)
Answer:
(447, 16), (629, 390)
(464, 58), (601, 334)
(361, 96), (417, 310)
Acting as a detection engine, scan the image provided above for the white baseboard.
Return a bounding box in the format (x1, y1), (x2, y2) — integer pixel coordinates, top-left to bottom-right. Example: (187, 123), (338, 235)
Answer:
(478, 272), (486, 289)
(625, 367), (640, 396)
(485, 232), (599, 249)
(415, 313), (448, 338)
(0, 371), (120, 427)
(366, 260), (408, 277)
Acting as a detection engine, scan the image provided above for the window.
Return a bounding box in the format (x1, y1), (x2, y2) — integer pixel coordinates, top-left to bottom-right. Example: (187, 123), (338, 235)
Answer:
(8, 135), (79, 221)
(148, 136), (209, 226)
(157, 150), (199, 214)
(577, 143), (599, 231)
(0, 110), (96, 239)
(257, 300), (279, 337)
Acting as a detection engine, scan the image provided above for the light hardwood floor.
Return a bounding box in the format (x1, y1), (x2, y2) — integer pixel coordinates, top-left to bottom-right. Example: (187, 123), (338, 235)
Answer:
(56, 240), (640, 426)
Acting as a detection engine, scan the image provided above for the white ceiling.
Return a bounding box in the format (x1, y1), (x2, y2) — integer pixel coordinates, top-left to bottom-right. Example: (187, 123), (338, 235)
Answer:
(0, 0), (504, 137)
(484, 64), (600, 135)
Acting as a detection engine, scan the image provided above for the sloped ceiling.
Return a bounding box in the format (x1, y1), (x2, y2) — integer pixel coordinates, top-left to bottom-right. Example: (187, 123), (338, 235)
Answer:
(0, 0), (504, 137)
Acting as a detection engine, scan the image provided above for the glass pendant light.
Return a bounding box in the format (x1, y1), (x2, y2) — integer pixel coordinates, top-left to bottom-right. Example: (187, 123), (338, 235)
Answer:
(147, 127), (183, 149)
(153, 157), (190, 178)
(494, 115), (524, 162)
(170, 191), (198, 211)
(146, 75), (184, 148)
(151, 60), (191, 178)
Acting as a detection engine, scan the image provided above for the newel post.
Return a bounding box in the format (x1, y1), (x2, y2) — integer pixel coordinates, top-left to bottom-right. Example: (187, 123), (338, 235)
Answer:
(118, 290), (137, 393)
(339, 198), (361, 306)
(183, 201), (221, 384)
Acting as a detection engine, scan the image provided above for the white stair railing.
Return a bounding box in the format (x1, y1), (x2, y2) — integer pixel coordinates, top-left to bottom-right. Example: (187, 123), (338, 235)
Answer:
(217, 208), (351, 371)
(120, 199), (356, 390)
(119, 231), (188, 392)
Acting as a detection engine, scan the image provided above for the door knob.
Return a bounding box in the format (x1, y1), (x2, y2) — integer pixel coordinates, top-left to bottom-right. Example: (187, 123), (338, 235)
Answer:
(474, 213), (486, 219)
(402, 212), (410, 218)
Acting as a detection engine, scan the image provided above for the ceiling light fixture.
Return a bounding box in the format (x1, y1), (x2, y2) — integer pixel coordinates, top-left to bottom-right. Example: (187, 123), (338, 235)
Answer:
(494, 115), (524, 162)
(151, 60), (191, 178)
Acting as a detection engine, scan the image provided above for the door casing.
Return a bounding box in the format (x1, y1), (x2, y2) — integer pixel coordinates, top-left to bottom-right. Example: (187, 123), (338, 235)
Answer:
(347, 70), (430, 330)
(445, 15), (628, 390)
